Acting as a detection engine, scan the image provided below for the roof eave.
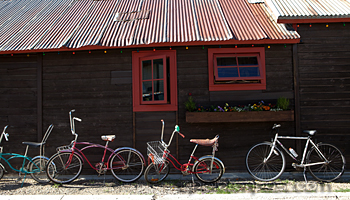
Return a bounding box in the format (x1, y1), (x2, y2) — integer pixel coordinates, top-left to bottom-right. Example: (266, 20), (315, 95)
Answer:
(277, 16), (350, 24)
(0, 38), (301, 55)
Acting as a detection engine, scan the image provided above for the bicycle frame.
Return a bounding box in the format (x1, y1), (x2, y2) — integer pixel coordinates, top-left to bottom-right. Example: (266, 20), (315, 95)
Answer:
(267, 131), (329, 168)
(60, 141), (136, 172)
(0, 153), (42, 174)
(152, 145), (200, 174)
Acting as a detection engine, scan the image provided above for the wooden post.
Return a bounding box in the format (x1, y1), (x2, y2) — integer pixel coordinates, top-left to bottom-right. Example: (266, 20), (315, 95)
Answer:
(293, 44), (301, 152)
(133, 112), (136, 149)
(37, 54), (43, 142)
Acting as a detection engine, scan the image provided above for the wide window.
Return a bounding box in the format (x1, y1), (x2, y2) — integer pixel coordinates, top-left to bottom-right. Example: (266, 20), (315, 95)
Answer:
(132, 50), (177, 112)
(208, 48), (266, 91)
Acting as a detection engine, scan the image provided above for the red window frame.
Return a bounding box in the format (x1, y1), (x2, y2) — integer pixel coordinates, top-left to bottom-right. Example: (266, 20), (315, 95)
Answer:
(132, 50), (177, 112)
(140, 55), (167, 105)
(208, 47), (266, 91)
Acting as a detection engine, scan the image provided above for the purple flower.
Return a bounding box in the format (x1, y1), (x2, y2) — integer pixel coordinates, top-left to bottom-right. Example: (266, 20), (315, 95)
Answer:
(218, 106), (225, 112)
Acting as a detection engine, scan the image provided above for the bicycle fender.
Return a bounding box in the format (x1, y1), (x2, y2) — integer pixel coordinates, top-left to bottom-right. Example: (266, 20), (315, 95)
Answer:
(195, 155), (225, 173)
(56, 150), (84, 164)
(112, 147), (146, 165)
(0, 162), (7, 172)
(32, 156), (50, 161)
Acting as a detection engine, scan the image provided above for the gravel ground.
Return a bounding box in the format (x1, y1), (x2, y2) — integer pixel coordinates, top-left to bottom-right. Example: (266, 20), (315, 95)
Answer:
(1, 174), (350, 196)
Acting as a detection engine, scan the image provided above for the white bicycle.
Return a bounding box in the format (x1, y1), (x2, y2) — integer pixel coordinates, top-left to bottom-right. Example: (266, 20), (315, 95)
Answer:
(246, 124), (345, 182)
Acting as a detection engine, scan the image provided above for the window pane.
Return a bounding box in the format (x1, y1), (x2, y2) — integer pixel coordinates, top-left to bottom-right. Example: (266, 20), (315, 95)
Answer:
(238, 57), (258, 66)
(217, 67), (238, 78)
(142, 81), (152, 101)
(153, 59), (164, 79)
(217, 57), (237, 66)
(239, 67), (260, 77)
(153, 80), (164, 101)
(142, 60), (152, 80)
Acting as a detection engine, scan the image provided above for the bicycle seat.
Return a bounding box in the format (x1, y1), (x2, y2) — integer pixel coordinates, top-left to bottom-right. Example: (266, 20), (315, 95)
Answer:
(101, 135), (115, 142)
(303, 130), (316, 136)
(22, 141), (44, 148)
(190, 136), (218, 147)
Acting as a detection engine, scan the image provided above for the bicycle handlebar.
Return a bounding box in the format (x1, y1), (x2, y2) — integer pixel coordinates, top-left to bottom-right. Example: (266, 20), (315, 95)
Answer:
(1, 125), (9, 143)
(178, 132), (185, 138)
(69, 109), (81, 142)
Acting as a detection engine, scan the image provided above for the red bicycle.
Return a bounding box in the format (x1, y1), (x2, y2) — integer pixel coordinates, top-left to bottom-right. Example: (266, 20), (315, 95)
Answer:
(144, 120), (225, 184)
(46, 110), (145, 184)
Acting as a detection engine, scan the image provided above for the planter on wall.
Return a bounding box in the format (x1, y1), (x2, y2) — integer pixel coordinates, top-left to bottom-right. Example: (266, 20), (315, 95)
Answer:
(186, 110), (294, 123)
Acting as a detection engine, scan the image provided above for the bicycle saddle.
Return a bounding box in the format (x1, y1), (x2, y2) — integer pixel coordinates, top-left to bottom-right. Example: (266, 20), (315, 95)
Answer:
(190, 136), (218, 147)
(22, 141), (44, 148)
(101, 135), (115, 142)
(303, 130), (316, 136)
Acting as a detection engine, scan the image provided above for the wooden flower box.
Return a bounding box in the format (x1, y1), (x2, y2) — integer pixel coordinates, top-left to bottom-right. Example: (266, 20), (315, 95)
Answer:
(186, 110), (294, 123)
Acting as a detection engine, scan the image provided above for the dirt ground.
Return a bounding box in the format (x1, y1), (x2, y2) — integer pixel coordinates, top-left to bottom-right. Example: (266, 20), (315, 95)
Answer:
(1, 175), (350, 195)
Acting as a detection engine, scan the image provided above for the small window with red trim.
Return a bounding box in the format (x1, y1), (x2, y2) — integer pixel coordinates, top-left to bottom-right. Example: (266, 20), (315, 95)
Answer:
(208, 48), (266, 91)
(133, 50), (177, 112)
(141, 56), (167, 104)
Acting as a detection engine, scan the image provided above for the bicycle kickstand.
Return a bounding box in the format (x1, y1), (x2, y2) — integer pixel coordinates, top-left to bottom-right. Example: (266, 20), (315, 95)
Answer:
(303, 167), (308, 183)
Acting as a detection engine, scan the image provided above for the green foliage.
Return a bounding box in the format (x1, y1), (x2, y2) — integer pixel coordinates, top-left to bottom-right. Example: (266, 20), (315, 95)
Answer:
(184, 96), (196, 112)
(277, 97), (290, 110)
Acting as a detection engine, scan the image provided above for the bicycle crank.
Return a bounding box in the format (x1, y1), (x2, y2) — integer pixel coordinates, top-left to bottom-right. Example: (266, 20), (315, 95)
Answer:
(95, 162), (107, 175)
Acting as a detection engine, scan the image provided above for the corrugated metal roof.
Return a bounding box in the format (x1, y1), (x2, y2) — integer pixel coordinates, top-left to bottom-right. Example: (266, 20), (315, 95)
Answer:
(265, 0), (350, 19)
(0, 0), (303, 53)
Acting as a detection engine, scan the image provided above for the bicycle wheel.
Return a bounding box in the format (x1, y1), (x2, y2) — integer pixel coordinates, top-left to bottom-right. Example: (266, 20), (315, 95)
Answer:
(246, 142), (285, 181)
(28, 157), (50, 183)
(194, 157), (224, 183)
(307, 143), (345, 182)
(144, 162), (170, 184)
(110, 149), (144, 183)
(46, 152), (83, 184)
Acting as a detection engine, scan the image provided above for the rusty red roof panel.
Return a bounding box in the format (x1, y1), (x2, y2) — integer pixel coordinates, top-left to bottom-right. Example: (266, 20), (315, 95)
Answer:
(248, 2), (299, 40)
(0, 0), (302, 53)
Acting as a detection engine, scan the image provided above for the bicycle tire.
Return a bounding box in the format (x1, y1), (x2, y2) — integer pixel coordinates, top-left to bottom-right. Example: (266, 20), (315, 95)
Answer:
(110, 149), (144, 183)
(307, 143), (345, 182)
(28, 157), (50, 183)
(246, 142), (285, 181)
(144, 162), (170, 184)
(0, 164), (4, 180)
(46, 152), (83, 184)
(194, 157), (224, 183)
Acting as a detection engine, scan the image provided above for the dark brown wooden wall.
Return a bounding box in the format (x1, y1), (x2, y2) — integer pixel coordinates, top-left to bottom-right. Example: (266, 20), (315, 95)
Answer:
(41, 50), (135, 166)
(297, 23), (350, 159)
(0, 54), (38, 162)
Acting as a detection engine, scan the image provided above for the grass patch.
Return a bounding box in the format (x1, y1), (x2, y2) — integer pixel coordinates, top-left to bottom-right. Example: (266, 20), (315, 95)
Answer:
(335, 188), (350, 192)
(52, 183), (62, 188)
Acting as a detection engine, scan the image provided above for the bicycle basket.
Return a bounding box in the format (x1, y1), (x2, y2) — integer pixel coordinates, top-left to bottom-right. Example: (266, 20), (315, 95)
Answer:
(147, 141), (169, 164)
(56, 145), (72, 152)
